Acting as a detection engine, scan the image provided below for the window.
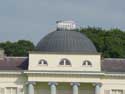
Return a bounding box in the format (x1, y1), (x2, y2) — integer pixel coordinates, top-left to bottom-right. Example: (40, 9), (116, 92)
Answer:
(38, 59), (48, 66)
(82, 60), (92, 67)
(112, 90), (123, 94)
(6, 87), (17, 94)
(59, 58), (71, 66)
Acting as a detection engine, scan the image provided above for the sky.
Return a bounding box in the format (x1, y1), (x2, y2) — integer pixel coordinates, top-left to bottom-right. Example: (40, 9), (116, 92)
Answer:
(0, 0), (124, 45)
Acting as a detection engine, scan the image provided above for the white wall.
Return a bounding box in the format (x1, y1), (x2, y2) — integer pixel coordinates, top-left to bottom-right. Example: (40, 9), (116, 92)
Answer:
(29, 53), (101, 72)
(0, 74), (27, 94)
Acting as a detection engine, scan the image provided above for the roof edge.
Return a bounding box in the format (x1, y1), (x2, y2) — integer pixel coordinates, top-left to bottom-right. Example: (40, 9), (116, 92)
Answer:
(29, 51), (101, 55)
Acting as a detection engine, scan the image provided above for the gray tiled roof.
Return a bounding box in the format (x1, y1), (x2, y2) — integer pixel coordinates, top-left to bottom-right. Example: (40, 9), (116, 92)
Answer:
(101, 58), (125, 72)
(36, 30), (97, 53)
(0, 57), (28, 70)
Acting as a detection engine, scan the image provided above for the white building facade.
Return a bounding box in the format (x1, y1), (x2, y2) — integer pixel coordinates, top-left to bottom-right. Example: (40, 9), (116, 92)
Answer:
(0, 21), (125, 94)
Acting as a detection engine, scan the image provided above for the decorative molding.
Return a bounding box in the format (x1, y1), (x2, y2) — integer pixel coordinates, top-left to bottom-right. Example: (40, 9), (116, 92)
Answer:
(0, 71), (23, 75)
(71, 82), (80, 86)
(24, 71), (104, 75)
(26, 81), (36, 85)
(93, 83), (102, 87)
(24, 71), (125, 77)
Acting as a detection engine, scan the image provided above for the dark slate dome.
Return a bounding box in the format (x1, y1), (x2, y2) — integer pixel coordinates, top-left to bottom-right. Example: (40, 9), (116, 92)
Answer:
(36, 30), (97, 53)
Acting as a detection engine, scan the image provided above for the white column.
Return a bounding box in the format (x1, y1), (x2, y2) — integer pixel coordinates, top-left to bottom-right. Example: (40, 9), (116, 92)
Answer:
(17, 88), (20, 94)
(49, 82), (58, 94)
(71, 82), (80, 94)
(28, 82), (35, 94)
(94, 83), (102, 94)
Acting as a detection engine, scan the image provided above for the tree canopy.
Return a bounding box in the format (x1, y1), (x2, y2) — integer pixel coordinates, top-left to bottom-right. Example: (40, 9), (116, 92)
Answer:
(0, 40), (35, 56)
(78, 27), (125, 58)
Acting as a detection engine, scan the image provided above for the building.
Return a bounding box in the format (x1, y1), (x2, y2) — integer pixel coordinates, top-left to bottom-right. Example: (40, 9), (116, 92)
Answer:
(0, 21), (125, 94)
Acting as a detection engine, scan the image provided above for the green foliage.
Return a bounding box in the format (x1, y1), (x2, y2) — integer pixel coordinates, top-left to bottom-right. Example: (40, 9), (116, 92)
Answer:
(78, 27), (125, 58)
(0, 40), (35, 56)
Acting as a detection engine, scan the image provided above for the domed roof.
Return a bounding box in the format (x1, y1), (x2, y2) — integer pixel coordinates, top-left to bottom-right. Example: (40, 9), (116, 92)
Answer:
(36, 30), (97, 53)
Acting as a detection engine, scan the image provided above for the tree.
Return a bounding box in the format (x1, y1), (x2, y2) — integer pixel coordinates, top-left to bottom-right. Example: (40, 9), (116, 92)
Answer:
(78, 27), (125, 58)
(0, 40), (35, 56)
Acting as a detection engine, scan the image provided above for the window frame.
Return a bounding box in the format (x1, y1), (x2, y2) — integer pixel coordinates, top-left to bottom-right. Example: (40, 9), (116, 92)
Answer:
(112, 89), (123, 94)
(82, 60), (92, 67)
(6, 87), (17, 94)
(38, 59), (48, 66)
(59, 58), (71, 67)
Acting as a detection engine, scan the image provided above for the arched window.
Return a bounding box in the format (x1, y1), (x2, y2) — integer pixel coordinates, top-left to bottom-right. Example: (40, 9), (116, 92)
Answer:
(38, 59), (48, 66)
(82, 60), (92, 67)
(59, 58), (71, 66)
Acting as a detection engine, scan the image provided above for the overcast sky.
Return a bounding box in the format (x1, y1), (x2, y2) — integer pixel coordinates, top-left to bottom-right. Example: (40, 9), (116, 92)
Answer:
(0, 0), (124, 44)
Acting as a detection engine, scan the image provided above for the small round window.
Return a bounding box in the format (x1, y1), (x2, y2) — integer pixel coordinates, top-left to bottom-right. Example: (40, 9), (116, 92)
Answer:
(39, 59), (48, 66)
(82, 60), (92, 67)
(59, 58), (71, 66)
